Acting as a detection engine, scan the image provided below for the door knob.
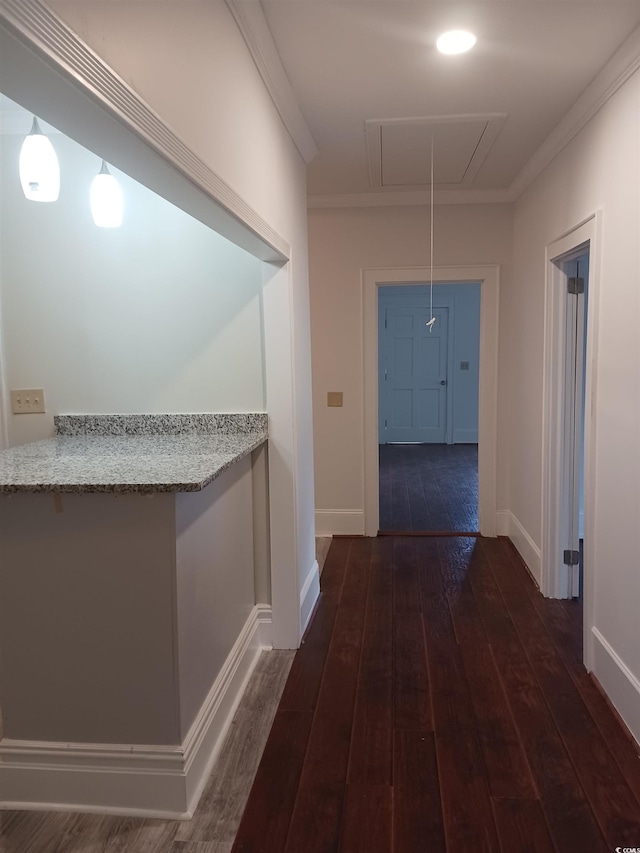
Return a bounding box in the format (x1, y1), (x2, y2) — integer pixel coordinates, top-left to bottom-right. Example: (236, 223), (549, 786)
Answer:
(440, 380), (447, 386)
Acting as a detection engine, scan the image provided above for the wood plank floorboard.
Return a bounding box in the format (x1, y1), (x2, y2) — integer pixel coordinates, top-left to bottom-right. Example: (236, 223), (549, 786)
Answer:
(491, 798), (555, 853)
(230, 709), (313, 853)
(282, 783), (344, 853)
(233, 535), (640, 853)
(352, 537), (393, 732)
(486, 538), (640, 848)
(393, 731), (446, 853)
(458, 640), (538, 800)
(339, 785), (392, 853)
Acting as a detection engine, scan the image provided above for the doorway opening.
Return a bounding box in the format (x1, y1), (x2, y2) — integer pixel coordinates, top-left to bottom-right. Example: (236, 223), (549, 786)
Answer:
(363, 265), (499, 539)
(542, 214), (599, 668)
(560, 250), (589, 599)
(377, 283), (480, 534)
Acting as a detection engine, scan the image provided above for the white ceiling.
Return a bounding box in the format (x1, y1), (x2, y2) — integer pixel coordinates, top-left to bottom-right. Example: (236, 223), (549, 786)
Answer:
(260, 1), (640, 199)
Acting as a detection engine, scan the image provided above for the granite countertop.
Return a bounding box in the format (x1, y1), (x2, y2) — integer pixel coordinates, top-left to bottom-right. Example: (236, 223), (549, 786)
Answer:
(0, 414), (268, 494)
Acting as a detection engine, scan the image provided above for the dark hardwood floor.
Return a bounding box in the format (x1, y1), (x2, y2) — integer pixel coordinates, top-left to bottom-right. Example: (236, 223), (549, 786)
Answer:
(379, 444), (478, 533)
(232, 536), (640, 853)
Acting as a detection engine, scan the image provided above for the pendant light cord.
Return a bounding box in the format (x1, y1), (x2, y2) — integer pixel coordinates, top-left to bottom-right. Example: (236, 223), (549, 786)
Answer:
(430, 132), (434, 327)
(426, 132), (436, 331)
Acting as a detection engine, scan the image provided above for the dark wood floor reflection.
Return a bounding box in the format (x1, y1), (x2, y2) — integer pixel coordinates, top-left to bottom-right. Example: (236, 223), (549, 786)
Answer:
(379, 443), (478, 533)
(232, 536), (640, 853)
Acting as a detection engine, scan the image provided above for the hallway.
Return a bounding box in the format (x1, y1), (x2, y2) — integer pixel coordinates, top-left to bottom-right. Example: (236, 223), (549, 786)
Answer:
(232, 536), (640, 852)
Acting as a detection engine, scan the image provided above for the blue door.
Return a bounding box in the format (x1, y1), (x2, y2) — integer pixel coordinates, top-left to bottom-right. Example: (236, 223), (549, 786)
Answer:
(381, 305), (449, 443)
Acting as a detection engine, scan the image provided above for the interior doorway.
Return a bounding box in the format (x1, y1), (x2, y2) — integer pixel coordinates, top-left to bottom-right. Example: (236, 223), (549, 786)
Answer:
(561, 250), (589, 598)
(542, 215), (600, 669)
(377, 283), (480, 533)
(363, 265), (499, 539)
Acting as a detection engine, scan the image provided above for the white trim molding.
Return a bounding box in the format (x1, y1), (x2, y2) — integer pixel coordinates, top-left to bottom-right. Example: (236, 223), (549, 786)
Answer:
(308, 188), (515, 210)
(592, 628), (640, 748)
(502, 512), (542, 587)
(0, 605), (272, 818)
(511, 25), (640, 197)
(496, 510), (511, 537)
(225, 0), (318, 165)
(299, 560), (320, 637)
(362, 265), (499, 538)
(541, 215), (601, 668)
(315, 510), (365, 536)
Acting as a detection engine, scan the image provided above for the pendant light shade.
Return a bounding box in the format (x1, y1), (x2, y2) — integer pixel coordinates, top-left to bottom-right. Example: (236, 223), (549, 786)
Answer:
(19, 117), (60, 202)
(90, 160), (123, 227)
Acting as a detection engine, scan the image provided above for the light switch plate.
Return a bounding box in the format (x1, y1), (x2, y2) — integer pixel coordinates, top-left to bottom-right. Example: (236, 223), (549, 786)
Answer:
(327, 391), (343, 407)
(11, 388), (46, 414)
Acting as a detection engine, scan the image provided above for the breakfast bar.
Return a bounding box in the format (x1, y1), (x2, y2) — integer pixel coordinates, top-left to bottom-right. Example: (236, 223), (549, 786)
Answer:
(0, 413), (270, 817)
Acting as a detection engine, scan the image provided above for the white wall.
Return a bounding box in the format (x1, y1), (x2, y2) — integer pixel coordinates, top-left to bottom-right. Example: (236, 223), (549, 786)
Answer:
(509, 69), (640, 739)
(308, 203), (512, 526)
(0, 490), (179, 744)
(176, 455), (255, 740)
(0, 127), (264, 448)
(36, 0), (316, 645)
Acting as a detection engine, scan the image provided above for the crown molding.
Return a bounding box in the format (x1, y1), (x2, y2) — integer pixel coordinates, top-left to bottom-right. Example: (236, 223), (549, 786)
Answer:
(0, 0), (290, 260)
(225, 0), (318, 165)
(511, 23), (640, 197)
(308, 188), (516, 210)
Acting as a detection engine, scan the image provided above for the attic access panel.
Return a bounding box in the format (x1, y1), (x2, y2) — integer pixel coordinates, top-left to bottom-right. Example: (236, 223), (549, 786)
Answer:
(365, 114), (506, 189)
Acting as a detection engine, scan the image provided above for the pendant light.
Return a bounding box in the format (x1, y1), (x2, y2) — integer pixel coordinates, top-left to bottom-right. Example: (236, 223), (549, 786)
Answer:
(19, 117), (60, 202)
(90, 160), (123, 227)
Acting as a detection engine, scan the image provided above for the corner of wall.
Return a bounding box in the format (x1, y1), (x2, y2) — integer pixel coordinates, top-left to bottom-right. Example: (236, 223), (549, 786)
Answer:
(498, 510), (541, 586)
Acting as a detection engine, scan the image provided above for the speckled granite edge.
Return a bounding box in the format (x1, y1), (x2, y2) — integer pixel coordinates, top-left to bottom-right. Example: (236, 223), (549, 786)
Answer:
(54, 413), (268, 437)
(0, 432), (268, 494)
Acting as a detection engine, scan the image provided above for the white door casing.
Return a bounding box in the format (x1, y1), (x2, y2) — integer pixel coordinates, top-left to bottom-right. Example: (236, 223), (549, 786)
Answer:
(363, 265), (499, 538)
(542, 213), (601, 671)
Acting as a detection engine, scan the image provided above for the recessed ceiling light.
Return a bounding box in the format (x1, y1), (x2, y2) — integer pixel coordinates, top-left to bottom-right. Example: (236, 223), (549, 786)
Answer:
(436, 30), (477, 55)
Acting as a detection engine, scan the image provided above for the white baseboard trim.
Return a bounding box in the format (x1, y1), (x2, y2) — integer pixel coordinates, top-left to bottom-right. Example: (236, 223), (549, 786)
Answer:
(496, 510), (510, 536)
(315, 509), (364, 536)
(592, 627), (640, 747)
(499, 511), (541, 585)
(300, 560), (320, 637)
(0, 604), (272, 819)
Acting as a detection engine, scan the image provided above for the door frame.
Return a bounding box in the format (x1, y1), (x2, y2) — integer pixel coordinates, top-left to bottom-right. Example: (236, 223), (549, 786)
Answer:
(363, 265), (500, 537)
(378, 294), (455, 445)
(542, 213), (601, 669)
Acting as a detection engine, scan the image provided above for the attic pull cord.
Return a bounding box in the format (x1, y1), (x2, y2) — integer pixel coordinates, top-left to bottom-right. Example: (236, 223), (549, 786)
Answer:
(426, 132), (436, 332)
